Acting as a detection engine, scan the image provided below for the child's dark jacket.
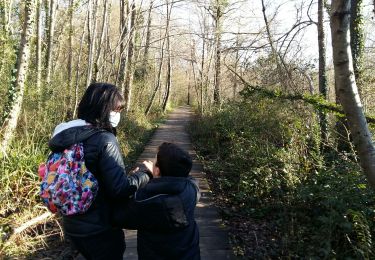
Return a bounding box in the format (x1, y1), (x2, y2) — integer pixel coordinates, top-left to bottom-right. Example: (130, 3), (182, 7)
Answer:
(114, 176), (201, 260)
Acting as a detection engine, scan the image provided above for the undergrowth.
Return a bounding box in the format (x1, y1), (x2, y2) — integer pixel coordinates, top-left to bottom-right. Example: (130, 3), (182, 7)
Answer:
(189, 97), (375, 259)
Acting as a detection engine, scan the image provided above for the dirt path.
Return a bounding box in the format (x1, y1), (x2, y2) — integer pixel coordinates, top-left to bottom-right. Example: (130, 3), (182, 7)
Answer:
(123, 106), (236, 260)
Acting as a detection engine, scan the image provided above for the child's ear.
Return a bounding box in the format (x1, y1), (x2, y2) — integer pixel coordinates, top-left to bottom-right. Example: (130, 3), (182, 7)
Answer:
(153, 165), (161, 178)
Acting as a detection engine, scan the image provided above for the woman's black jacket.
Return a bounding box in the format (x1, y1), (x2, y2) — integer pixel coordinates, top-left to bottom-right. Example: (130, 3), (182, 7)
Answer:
(48, 126), (150, 237)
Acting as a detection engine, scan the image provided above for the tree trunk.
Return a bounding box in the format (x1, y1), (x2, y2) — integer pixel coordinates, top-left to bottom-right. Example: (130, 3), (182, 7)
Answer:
(93, 0), (108, 83)
(1, 0), (13, 35)
(162, 22), (171, 112)
(1, 0), (35, 155)
(330, 0), (375, 187)
(318, 0), (328, 151)
(123, 1), (135, 113)
(73, 14), (88, 118)
(145, 1), (172, 115)
(102, 2), (112, 81)
(117, 0), (128, 90)
(261, 0), (293, 91)
(66, 0), (74, 119)
(187, 70), (190, 105)
(350, 0), (364, 96)
(1, 0), (12, 69)
(233, 31), (240, 100)
(86, 0), (98, 87)
(213, 0), (222, 104)
(200, 18), (206, 114)
(144, 37), (165, 115)
(36, 0), (42, 93)
(140, 0), (153, 80)
(45, 0), (56, 86)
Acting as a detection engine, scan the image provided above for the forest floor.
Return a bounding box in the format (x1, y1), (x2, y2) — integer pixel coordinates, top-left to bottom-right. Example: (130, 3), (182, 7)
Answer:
(204, 172), (280, 258)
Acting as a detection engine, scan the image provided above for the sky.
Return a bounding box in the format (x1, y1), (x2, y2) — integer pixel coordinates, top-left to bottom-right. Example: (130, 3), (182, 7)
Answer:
(149, 0), (375, 68)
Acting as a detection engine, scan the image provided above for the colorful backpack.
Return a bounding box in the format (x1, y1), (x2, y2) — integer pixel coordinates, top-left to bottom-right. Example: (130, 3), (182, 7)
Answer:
(38, 143), (98, 215)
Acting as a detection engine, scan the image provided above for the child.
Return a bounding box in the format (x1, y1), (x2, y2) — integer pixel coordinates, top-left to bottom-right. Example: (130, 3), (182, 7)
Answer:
(114, 142), (201, 260)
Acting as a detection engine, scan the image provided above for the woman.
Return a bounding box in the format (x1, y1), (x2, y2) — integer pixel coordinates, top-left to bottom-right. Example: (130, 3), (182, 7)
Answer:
(48, 83), (152, 259)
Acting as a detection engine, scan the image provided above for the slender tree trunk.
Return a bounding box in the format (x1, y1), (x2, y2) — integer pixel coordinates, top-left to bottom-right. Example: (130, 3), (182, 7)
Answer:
(140, 0), (153, 80)
(93, 0), (108, 83)
(350, 0), (364, 96)
(162, 23), (171, 112)
(1, 0), (35, 154)
(191, 58), (199, 106)
(145, 38), (165, 115)
(102, 2), (112, 81)
(162, 55), (171, 112)
(66, 0), (74, 118)
(1, 0), (13, 35)
(261, 0), (292, 90)
(123, 0), (135, 112)
(233, 31), (240, 100)
(199, 15), (207, 114)
(45, 0), (56, 86)
(1, 1), (6, 37)
(189, 41), (200, 108)
(261, 0), (282, 87)
(1, 0), (12, 70)
(36, 0), (42, 93)
(331, 0), (375, 187)
(73, 14), (88, 118)
(86, 0), (98, 87)
(0, 1), (5, 67)
(213, 0), (222, 104)
(145, 1), (172, 115)
(117, 0), (128, 90)
(187, 70), (190, 105)
(204, 40), (214, 106)
(318, 0), (328, 151)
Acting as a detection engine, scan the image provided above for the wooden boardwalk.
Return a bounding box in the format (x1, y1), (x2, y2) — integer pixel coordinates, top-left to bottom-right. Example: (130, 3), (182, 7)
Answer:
(123, 106), (236, 259)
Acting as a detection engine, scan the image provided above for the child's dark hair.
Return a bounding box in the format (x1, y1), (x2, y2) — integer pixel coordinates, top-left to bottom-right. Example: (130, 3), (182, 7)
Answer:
(156, 142), (192, 177)
(78, 83), (124, 131)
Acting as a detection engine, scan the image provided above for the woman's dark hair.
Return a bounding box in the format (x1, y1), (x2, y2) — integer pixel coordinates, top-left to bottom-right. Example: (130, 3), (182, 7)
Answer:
(78, 83), (125, 130)
(156, 142), (192, 177)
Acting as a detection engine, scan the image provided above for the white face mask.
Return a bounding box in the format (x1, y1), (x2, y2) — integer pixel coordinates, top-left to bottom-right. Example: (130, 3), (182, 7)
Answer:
(109, 111), (121, 127)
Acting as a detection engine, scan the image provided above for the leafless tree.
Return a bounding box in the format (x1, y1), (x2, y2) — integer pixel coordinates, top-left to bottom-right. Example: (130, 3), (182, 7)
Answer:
(145, 0), (173, 115)
(36, 0), (43, 93)
(123, 0), (136, 112)
(45, 0), (57, 86)
(86, 0), (98, 87)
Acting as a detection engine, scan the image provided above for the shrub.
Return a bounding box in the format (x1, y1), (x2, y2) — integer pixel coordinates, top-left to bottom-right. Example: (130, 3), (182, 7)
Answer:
(189, 97), (375, 258)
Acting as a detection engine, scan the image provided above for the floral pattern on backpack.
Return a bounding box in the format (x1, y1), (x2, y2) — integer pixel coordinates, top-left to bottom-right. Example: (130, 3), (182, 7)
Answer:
(39, 143), (98, 215)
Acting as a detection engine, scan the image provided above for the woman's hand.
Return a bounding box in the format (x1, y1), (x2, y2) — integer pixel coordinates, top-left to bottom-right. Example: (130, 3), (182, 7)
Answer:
(142, 160), (154, 175)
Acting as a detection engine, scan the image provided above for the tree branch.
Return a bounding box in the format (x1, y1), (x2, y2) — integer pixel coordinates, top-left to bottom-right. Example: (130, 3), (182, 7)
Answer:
(226, 66), (375, 125)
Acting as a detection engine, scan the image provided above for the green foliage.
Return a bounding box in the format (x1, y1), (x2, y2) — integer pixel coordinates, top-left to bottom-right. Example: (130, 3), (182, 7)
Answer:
(239, 85), (375, 124)
(189, 98), (375, 258)
(0, 35), (17, 121)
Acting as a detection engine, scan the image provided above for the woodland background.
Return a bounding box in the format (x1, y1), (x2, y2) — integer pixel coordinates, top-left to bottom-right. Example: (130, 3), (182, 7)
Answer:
(0, 0), (375, 258)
